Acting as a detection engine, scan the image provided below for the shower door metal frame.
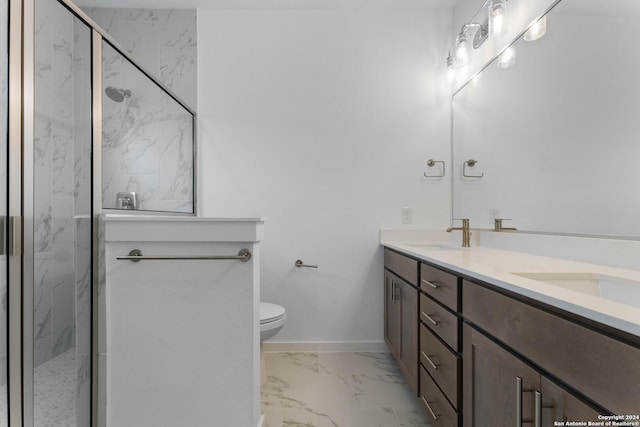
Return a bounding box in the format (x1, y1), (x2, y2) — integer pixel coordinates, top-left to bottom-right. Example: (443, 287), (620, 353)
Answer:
(19, 0), (34, 424)
(7, 0), (24, 426)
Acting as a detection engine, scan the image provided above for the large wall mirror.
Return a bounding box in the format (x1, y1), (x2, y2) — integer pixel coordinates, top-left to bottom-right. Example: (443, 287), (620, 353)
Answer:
(452, 0), (640, 238)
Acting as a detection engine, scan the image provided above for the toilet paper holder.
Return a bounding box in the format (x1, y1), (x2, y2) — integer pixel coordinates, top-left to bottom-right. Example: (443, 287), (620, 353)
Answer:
(295, 259), (318, 268)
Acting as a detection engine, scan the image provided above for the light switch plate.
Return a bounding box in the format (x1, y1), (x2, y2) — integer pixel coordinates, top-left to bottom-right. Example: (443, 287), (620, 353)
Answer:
(402, 207), (413, 224)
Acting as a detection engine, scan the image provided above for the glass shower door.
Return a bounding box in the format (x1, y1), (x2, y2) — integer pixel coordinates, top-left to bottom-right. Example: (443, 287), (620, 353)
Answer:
(0, 0), (9, 424)
(32, 1), (92, 426)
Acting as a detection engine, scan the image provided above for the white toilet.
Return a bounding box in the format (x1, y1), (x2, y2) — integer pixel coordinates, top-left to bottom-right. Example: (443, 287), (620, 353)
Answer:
(260, 302), (287, 341)
(260, 302), (286, 386)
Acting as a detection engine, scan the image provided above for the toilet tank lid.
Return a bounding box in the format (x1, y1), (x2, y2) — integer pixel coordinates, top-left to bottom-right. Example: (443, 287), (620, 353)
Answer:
(260, 302), (286, 323)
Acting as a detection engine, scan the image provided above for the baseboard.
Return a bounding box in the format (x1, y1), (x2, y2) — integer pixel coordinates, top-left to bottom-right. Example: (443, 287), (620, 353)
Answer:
(261, 341), (388, 353)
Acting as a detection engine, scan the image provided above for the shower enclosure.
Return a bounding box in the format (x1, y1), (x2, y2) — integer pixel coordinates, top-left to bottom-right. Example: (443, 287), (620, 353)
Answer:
(4, 0), (197, 426)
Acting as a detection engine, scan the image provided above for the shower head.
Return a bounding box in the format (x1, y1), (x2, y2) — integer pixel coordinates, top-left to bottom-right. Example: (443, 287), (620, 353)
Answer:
(105, 86), (131, 103)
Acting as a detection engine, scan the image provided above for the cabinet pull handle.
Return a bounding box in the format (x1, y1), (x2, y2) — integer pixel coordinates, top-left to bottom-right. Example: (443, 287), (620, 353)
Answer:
(516, 377), (524, 427)
(392, 280), (399, 302)
(421, 312), (439, 326)
(534, 391), (542, 427)
(516, 377), (537, 427)
(422, 279), (440, 289)
(421, 396), (439, 421)
(421, 351), (439, 370)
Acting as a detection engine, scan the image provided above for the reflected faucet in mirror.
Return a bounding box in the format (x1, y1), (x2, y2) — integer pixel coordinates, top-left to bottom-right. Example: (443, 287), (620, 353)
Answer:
(494, 218), (517, 232)
(116, 192), (137, 210)
(447, 218), (471, 247)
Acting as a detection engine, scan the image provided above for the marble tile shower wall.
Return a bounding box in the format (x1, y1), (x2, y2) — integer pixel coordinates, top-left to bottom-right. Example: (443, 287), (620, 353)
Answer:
(33, 0), (92, 369)
(101, 42), (194, 213)
(84, 8), (197, 109)
(84, 8), (196, 213)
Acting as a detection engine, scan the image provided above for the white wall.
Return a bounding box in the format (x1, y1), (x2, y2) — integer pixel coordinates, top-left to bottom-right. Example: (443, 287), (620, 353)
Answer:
(197, 6), (452, 344)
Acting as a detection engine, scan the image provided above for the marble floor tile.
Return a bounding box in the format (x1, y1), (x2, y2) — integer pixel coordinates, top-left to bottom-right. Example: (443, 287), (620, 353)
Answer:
(350, 372), (416, 408)
(263, 407), (284, 427)
(335, 406), (400, 427)
(262, 351), (431, 427)
(282, 407), (342, 427)
(394, 406), (432, 427)
(318, 352), (402, 377)
(264, 352), (327, 378)
(262, 372), (354, 411)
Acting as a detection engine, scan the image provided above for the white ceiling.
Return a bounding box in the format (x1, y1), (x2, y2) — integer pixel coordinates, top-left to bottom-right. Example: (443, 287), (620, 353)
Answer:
(74, 0), (456, 9)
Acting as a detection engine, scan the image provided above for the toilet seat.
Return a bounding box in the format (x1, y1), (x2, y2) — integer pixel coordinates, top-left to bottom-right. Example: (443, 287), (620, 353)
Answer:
(260, 302), (286, 331)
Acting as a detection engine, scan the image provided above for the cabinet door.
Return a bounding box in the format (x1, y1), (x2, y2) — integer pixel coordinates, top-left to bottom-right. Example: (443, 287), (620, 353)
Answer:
(398, 280), (418, 393)
(541, 376), (601, 425)
(384, 270), (401, 359)
(463, 324), (540, 427)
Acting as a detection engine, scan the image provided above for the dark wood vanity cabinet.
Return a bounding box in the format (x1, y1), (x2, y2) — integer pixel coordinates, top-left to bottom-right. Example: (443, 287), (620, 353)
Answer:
(463, 280), (640, 424)
(463, 323), (601, 426)
(540, 376), (601, 425)
(419, 262), (462, 427)
(463, 323), (540, 427)
(384, 249), (419, 393)
(384, 269), (401, 356)
(384, 247), (640, 426)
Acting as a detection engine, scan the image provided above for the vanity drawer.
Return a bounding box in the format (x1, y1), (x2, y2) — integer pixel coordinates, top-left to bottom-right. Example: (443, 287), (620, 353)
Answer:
(420, 293), (459, 352)
(420, 366), (458, 427)
(421, 263), (459, 311)
(384, 248), (418, 286)
(463, 280), (640, 414)
(420, 323), (461, 410)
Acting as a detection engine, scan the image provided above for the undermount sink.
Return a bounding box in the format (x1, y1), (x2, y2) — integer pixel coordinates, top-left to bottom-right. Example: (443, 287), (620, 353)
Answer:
(512, 272), (640, 309)
(403, 242), (463, 251)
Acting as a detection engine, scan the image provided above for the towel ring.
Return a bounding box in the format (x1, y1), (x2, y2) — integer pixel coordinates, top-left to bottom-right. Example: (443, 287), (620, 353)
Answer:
(424, 159), (445, 178)
(463, 159), (484, 178)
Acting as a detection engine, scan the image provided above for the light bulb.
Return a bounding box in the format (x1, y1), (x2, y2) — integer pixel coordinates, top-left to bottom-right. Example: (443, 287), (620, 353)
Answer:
(497, 46), (516, 69)
(456, 32), (471, 66)
(488, 0), (507, 37)
(524, 15), (547, 41)
(447, 67), (456, 83)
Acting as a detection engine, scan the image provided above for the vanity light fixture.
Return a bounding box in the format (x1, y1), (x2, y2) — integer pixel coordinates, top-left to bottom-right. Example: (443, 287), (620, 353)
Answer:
(524, 15), (547, 41)
(488, 0), (508, 37)
(497, 46), (516, 69)
(445, 0), (510, 81)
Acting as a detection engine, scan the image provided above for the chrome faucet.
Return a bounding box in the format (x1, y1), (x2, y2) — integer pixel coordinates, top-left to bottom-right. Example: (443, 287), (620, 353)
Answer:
(494, 218), (517, 232)
(447, 218), (471, 247)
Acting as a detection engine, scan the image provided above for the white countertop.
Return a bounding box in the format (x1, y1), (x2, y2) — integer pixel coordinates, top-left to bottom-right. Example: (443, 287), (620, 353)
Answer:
(381, 238), (640, 338)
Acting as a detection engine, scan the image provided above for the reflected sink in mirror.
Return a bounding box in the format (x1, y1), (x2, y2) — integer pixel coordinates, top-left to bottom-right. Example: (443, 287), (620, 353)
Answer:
(512, 272), (640, 309)
(403, 243), (463, 251)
